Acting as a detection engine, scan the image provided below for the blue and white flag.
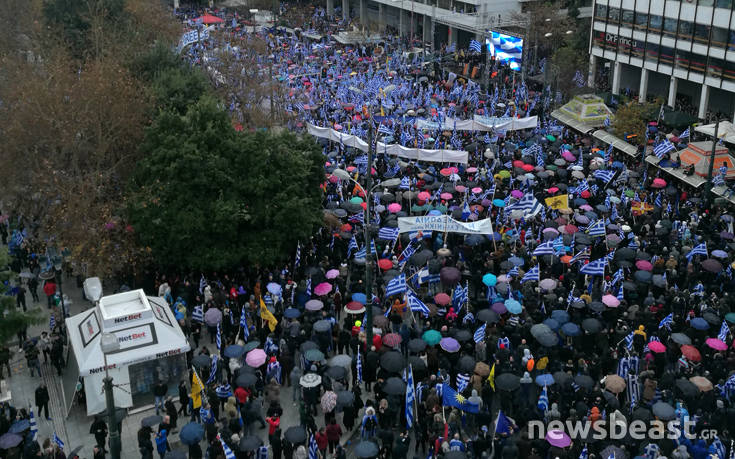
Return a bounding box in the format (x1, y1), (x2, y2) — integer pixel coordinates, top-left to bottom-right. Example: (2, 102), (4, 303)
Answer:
(686, 242), (707, 261)
(218, 434), (236, 459)
(456, 373), (470, 393)
(572, 70), (585, 87)
(216, 323), (222, 350)
(53, 433), (64, 450)
(538, 385), (549, 412)
(356, 351), (363, 383)
(580, 259), (607, 276)
(193, 305), (204, 323)
(533, 241), (554, 256)
(593, 169), (615, 183)
(386, 273), (407, 297)
(624, 331), (635, 350)
(586, 220), (607, 237)
(347, 235), (359, 258)
(207, 355), (218, 385)
(521, 266), (540, 284)
(579, 445), (589, 459)
(378, 227), (400, 241)
(49, 313), (56, 331)
(653, 140), (676, 158)
(294, 242), (301, 269)
(452, 283), (468, 310)
(719, 320), (730, 342)
(405, 364), (415, 428)
(628, 372), (640, 411)
(308, 434), (319, 459)
(29, 408), (37, 441)
(506, 193), (542, 217)
(199, 274), (207, 294)
(680, 127), (690, 139)
(474, 323), (486, 343)
(469, 39), (483, 53)
(407, 289), (430, 316)
(400, 176), (411, 190)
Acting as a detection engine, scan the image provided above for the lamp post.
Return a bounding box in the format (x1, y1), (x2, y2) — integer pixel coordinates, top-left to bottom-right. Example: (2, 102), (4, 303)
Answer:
(331, 165), (402, 350)
(705, 118), (721, 207)
(100, 332), (121, 459)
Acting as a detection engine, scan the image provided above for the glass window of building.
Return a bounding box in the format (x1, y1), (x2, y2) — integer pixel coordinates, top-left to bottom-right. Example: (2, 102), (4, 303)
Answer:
(711, 27), (729, 48)
(663, 17), (678, 37)
(608, 7), (621, 22)
(635, 12), (648, 30)
(646, 41), (660, 60)
(678, 20), (694, 40)
(689, 52), (706, 73)
(595, 4), (608, 20)
(649, 15), (663, 33)
(659, 45), (675, 64)
(728, 29), (735, 50)
(622, 10), (635, 27)
(724, 60), (735, 80)
(707, 57), (724, 78)
(699, 0), (714, 7)
(694, 23), (710, 43)
(675, 49), (690, 70)
(715, 0), (732, 8)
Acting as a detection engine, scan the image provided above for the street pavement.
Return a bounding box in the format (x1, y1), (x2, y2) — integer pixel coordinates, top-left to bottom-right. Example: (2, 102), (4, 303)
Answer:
(7, 276), (369, 458)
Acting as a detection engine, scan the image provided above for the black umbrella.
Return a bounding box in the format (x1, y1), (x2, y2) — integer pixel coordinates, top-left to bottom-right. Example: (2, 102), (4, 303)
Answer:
(313, 319), (332, 333)
(325, 366), (347, 380)
(671, 333), (691, 345)
(582, 318), (602, 333)
(453, 329), (472, 343)
(239, 435), (263, 452)
(632, 406), (653, 423)
(634, 270), (652, 283)
(703, 311), (721, 326)
(652, 401), (676, 420)
(192, 354), (211, 369)
(603, 390), (620, 409)
(477, 309), (500, 323)
(236, 372), (257, 388)
(408, 356), (427, 372)
(284, 426), (307, 444)
(675, 378), (698, 398)
(164, 451), (187, 459)
(408, 338), (427, 352)
(495, 373), (521, 391)
(383, 377), (406, 395)
(141, 415), (162, 427)
(336, 390), (355, 406)
(616, 247), (636, 260)
(588, 302), (605, 313)
(457, 355), (476, 373)
(354, 440), (380, 458)
(300, 341), (319, 353)
(574, 374), (594, 390)
(553, 371), (571, 386)
(536, 333), (558, 347)
(380, 352), (406, 373)
(243, 340), (261, 353)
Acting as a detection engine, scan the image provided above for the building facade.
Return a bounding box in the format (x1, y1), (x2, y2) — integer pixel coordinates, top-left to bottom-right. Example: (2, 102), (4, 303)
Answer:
(589, 0), (735, 119)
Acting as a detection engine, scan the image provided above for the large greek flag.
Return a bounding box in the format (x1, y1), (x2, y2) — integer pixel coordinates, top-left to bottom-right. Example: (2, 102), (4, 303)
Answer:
(488, 31), (523, 71)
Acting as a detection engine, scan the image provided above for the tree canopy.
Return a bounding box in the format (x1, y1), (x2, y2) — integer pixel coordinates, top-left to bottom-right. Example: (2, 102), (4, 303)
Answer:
(127, 97), (324, 270)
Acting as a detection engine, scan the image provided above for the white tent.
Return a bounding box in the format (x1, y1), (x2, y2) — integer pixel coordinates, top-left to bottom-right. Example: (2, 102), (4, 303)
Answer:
(695, 120), (735, 144)
(64, 290), (190, 416)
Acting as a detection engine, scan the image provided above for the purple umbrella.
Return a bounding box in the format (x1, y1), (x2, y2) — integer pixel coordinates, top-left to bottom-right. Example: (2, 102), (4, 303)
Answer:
(712, 250), (728, 259)
(545, 429), (571, 448)
(491, 302), (507, 314)
(305, 299), (324, 311)
(721, 231), (734, 240)
(439, 337), (460, 352)
(539, 278), (557, 291)
(0, 433), (22, 449)
(326, 269), (340, 279)
(204, 308), (222, 327)
(440, 267), (461, 287)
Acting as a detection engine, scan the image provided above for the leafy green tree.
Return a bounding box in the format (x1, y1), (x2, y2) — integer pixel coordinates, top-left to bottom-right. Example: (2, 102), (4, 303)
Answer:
(127, 97), (324, 270)
(152, 66), (211, 115)
(0, 252), (42, 344)
(613, 102), (647, 146)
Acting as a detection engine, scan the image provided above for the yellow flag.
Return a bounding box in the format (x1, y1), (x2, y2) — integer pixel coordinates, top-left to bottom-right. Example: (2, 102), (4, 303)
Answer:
(487, 363), (496, 391)
(260, 296), (278, 332)
(544, 195), (569, 210)
(191, 367), (204, 409)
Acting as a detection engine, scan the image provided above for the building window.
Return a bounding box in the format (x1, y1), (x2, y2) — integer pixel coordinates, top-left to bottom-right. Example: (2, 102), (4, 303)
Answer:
(649, 15), (663, 34)
(729, 30), (735, 50)
(675, 49), (691, 70)
(622, 10), (635, 27)
(659, 45), (675, 64)
(632, 38), (645, 57)
(663, 17), (678, 38)
(689, 52), (706, 73)
(595, 4), (608, 20)
(699, 0), (714, 7)
(678, 20), (694, 40)
(707, 57), (724, 78)
(694, 23), (710, 44)
(715, 0), (733, 8)
(608, 7), (621, 22)
(711, 27), (729, 48)
(723, 60), (735, 81)
(646, 41), (660, 60)
(593, 30), (606, 48)
(635, 12), (648, 30)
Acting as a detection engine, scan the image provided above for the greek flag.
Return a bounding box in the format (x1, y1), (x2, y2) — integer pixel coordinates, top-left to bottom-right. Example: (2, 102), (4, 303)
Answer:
(405, 365), (415, 428)
(538, 385), (549, 412)
(239, 306), (249, 334)
(686, 242), (708, 261)
(398, 241), (417, 265)
(400, 176), (411, 190)
(474, 323), (486, 343)
(207, 355), (218, 385)
(506, 193), (542, 217)
(386, 273), (407, 297)
(572, 70), (585, 87)
(580, 259), (607, 276)
(586, 220), (607, 237)
(617, 286), (624, 302)
(199, 274), (207, 294)
(573, 179), (589, 194)
(533, 241), (554, 256)
(53, 433), (64, 449)
(354, 245), (367, 259)
(218, 434), (236, 459)
(309, 434), (319, 459)
(712, 435), (726, 459)
(193, 305), (204, 323)
(719, 320), (729, 342)
(216, 323), (222, 350)
(469, 39), (482, 53)
(294, 242), (301, 269)
(453, 283), (468, 310)
(456, 373), (470, 393)
(349, 212), (364, 224)
(570, 249), (590, 265)
(29, 408), (37, 441)
(612, 268), (624, 286)
(624, 331), (635, 350)
(579, 445), (589, 459)
(628, 372), (640, 410)
(654, 140), (675, 158)
(348, 235), (359, 258)
(508, 265), (519, 277)
(378, 227), (400, 241)
(49, 313), (55, 331)
(680, 127), (690, 139)
(378, 123), (393, 135)
(407, 289), (431, 316)
(521, 265), (540, 284)
(356, 351), (363, 383)
(593, 169), (616, 183)
(714, 172), (726, 186)
(604, 116), (611, 128)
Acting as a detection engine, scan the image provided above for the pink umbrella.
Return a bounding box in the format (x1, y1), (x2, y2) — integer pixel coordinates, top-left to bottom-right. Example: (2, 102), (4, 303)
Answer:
(434, 293), (451, 306)
(388, 203), (402, 213)
(326, 269), (340, 279)
(466, 167), (478, 173)
(448, 167), (459, 174)
(440, 168), (452, 176)
(511, 190), (523, 199)
(706, 338), (728, 351)
(329, 175), (340, 183)
(246, 349), (267, 367)
(471, 187), (483, 194)
(455, 185), (467, 193)
(418, 191), (431, 201)
(522, 164), (535, 172)
(440, 192), (453, 200)
(545, 429), (571, 448)
(314, 283), (332, 296)
(579, 204), (593, 211)
(602, 294), (620, 307)
(651, 178), (667, 188)
(648, 340), (666, 353)
(346, 166), (356, 172)
(547, 187), (559, 194)
(305, 299), (324, 311)
(636, 260), (653, 271)
(561, 151), (576, 162)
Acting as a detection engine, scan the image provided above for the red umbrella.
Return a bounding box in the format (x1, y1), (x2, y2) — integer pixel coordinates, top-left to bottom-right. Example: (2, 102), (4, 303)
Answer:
(194, 14), (224, 24)
(382, 333), (402, 347)
(434, 293), (451, 306)
(377, 259), (393, 271)
(344, 301), (366, 314)
(648, 340), (666, 353)
(680, 344), (701, 362)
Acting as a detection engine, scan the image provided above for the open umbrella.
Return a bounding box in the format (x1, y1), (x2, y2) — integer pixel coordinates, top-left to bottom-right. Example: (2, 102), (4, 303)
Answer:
(141, 415), (163, 427)
(706, 337), (728, 351)
(648, 340), (666, 353)
(545, 430), (571, 448)
(382, 333), (402, 348)
(383, 377), (406, 395)
(550, 310), (570, 324)
(321, 391), (338, 412)
(680, 345), (701, 362)
(179, 422), (205, 445)
(457, 355), (476, 373)
(0, 433), (22, 449)
(690, 376), (713, 392)
(336, 390), (355, 406)
(223, 345), (245, 358)
(675, 378), (699, 398)
(536, 333), (558, 347)
(239, 436), (263, 452)
(671, 333), (691, 345)
(246, 349), (267, 367)
(7, 420), (28, 434)
(604, 375), (626, 393)
(561, 322), (581, 336)
(574, 374), (595, 390)
(236, 372), (257, 388)
(355, 441), (380, 458)
(329, 354), (352, 368)
(531, 324), (553, 337)
(422, 330), (442, 345)
(495, 373), (521, 391)
(535, 373), (555, 386)
(477, 309), (500, 323)
(652, 402), (676, 420)
(284, 308), (301, 319)
(408, 338), (427, 352)
(344, 301), (366, 314)
(284, 426), (307, 444)
(305, 299), (324, 311)
(243, 340), (261, 353)
(314, 283), (332, 296)
(691, 317), (710, 330)
(300, 373), (322, 388)
(204, 308), (222, 327)
(304, 349), (325, 362)
(440, 337), (460, 352)
(325, 366), (347, 380)
(380, 352), (406, 373)
(192, 354), (211, 370)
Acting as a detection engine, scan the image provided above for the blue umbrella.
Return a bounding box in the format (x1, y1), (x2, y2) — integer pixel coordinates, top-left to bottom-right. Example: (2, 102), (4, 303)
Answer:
(482, 273), (497, 287)
(543, 318), (560, 331)
(223, 345), (245, 359)
(551, 310), (570, 324)
(561, 322), (581, 336)
(505, 299), (522, 315)
(179, 422), (205, 446)
(493, 199), (506, 207)
(535, 373), (555, 386)
(611, 161), (624, 169)
(8, 420), (28, 434)
(691, 317), (709, 330)
(487, 232), (503, 241)
(0, 433), (22, 449)
(352, 293), (367, 304)
(283, 308), (301, 319)
(465, 234), (485, 246)
(573, 198), (588, 207)
(428, 209), (442, 216)
(508, 256), (525, 267)
(266, 282), (282, 295)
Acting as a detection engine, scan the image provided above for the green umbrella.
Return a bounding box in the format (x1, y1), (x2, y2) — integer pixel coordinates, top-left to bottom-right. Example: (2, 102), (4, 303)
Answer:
(546, 135), (556, 142)
(411, 204), (428, 212)
(422, 330), (442, 346)
(624, 190), (635, 198)
(433, 205), (448, 213)
(350, 197), (364, 204)
(498, 170), (511, 179)
(726, 312), (735, 324)
(546, 164), (558, 171)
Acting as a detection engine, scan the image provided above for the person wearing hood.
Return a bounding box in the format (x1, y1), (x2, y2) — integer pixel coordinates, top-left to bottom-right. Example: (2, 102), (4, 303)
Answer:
(691, 439), (708, 459)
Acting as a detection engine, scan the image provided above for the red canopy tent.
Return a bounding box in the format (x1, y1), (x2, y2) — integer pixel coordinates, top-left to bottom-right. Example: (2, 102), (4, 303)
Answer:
(194, 14), (224, 24)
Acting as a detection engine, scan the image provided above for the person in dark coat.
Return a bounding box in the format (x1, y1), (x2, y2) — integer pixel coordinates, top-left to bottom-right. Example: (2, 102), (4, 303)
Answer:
(35, 383), (50, 420)
(90, 416), (108, 451)
(138, 426), (153, 459)
(271, 428), (283, 459)
(178, 380), (189, 416)
(164, 398), (178, 429)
